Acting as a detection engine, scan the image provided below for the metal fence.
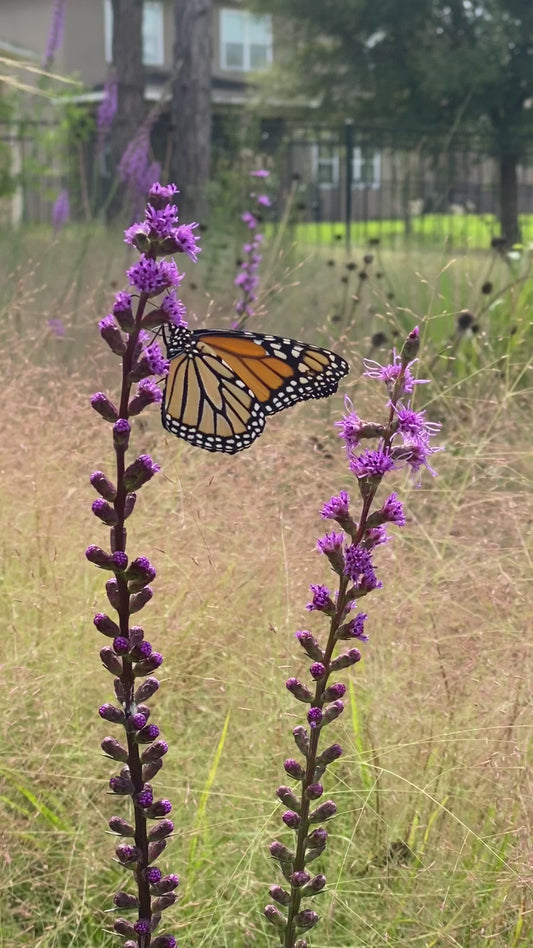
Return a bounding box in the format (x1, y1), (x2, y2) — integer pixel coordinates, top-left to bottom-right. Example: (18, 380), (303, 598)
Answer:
(270, 123), (533, 250)
(4, 117), (533, 251)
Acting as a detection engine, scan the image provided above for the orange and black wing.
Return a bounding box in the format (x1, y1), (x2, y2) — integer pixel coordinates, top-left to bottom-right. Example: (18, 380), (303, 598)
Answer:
(193, 329), (349, 416)
(161, 325), (349, 454)
(162, 326), (266, 453)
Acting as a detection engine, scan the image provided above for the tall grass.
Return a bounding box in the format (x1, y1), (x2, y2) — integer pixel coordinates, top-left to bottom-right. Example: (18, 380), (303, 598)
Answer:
(0, 225), (531, 946)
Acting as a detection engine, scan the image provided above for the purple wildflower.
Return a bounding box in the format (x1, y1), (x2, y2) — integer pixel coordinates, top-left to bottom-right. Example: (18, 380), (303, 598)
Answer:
(241, 211), (258, 229)
(52, 189), (70, 231)
(250, 169), (270, 178)
(349, 448), (396, 480)
(127, 256), (183, 296)
(160, 291), (188, 328)
(321, 490), (350, 520)
(97, 73), (118, 143)
(394, 404), (442, 440)
(47, 318), (65, 337)
(172, 223), (201, 262)
(335, 397), (363, 450)
(379, 492), (406, 526)
(344, 546), (381, 591)
(43, 0), (66, 67)
(306, 584), (334, 613)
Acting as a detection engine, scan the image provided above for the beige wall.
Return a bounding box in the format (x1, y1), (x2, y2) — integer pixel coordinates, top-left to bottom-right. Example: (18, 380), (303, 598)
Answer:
(0, 1), (261, 87)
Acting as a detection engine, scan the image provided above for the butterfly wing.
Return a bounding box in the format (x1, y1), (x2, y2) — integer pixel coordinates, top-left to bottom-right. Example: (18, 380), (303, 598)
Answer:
(161, 325), (349, 454)
(162, 324), (266, 453)
(192, 330), (349, 416)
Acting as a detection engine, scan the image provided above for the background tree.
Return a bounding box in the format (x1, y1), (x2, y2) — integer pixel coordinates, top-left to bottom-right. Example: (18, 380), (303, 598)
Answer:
(170, 0), (213, 223)
(108, 0), (145, 217)
(251, 0), (533, 244)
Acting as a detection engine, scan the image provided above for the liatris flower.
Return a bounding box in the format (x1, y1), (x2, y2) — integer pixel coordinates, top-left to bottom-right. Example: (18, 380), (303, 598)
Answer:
(52, 189), (70, 231)
(265, 327), (442, 946)
(119, 118), (162, 207)
(97, 72), (118, 153)
(88, 181), (199, 944)
(233, 169), (271, 329)
(43, 0), (66, 68)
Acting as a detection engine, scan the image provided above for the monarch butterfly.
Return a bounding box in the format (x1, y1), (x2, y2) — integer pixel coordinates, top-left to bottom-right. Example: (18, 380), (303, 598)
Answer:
(161, 323), (349, 454)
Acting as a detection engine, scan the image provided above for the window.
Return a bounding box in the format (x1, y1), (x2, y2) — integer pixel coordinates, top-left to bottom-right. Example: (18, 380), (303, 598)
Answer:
(352, 146), (381, 189)
(104, 1), (164, 66)
(313, 144), (340, 189)
(220, 8), (273, 72)
(312, 144), (381, 190)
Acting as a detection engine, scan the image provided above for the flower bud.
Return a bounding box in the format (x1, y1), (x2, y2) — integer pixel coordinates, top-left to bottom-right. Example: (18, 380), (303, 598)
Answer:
(151, 874), (180, 895)
(151, 936), (178, 948)
(276, 786), (300, 811)
(105, 577), (120, 610)
(92, 498), (118, 526)
(152, 892), (177, 913)
(148, 839), (167, 863)
(85, 545), (113, 569)
(100, 646), (123, 676)
(135, 677), (160, 702)
(91, 392), (119, 422)
(290, 870), (311, 887)
(129, 586), (153, 614)
(124, 454), (161, 491)
(330, 648), (361, 672)
(400, 325), (420, 365)
(126, 556), (157, 592)
(115, 843), (139, 867)
(133, 652), (162, 676)
(112, 292), (134, 331)
(270, 840), (294, 864)
(284, 758), (305, 780)
(108, 815), (135, 836)
(101, 736), (129, 761)
(99, 315), (126, 355)
(109, 772), (134, 795)
(98, 703), (126, 724)
(90, 470), (117, 501)
(305, 783), (323, 800)
(293, 726), (309, 757)
(286, 678), (313, 703)
(282, 810), (300, 829)
(113, 891), (139, 909)
(136, 723), (160, 743)
(301, 873), (327, 896)
(148, 819), (174, 841)
(323, 682), (346, 702)
(124, 492), (137, 518)
(321, 699), (344, 726)
(295, 630), (324, 661)
(142, 758), (163, 782)
(128, 379), (163, 415)
(264, 904), (287, 930)
(114, 918), (136, 937)
(269, 884), (291, 906)
(113, 418), (131, 448)
(307, 707), (323, 729)
(94, 612), (120, 637)
(141, 740), (168, 764)
(293, 909), (319, 932)
(309, 662), (326, 680)
(309, 800), (337, 823)
(146, 798), (172, 818)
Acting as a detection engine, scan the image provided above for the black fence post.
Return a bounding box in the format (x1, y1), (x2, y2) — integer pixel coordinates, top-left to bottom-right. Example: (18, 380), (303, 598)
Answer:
(344, 119), (354, 255)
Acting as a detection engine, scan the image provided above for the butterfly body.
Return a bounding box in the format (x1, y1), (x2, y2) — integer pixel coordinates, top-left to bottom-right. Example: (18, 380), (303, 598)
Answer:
(162, 324), (349, 454)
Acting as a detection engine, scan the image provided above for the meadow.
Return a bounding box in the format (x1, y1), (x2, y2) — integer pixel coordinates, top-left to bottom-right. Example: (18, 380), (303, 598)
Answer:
(0, 222), (532, 947)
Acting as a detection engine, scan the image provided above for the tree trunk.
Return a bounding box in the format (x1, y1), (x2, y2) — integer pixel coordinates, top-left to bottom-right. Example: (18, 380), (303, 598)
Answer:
(498, 153), (521, 246)
(170, 0), (213, 222)
(108, 0), (145, 218)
